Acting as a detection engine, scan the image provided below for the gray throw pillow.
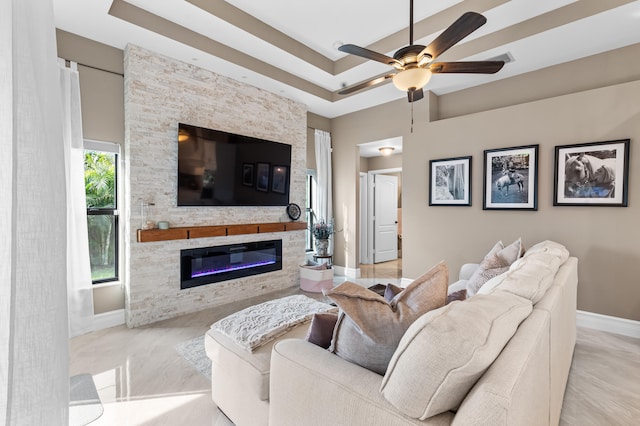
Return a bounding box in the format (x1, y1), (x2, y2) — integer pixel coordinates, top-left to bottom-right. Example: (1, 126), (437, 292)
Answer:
(305, 312), (339, 349)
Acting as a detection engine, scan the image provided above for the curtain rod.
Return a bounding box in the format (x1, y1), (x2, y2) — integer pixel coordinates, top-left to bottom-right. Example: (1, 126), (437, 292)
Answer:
(60, 57), (124, 77)
(307, 126), (331, 134)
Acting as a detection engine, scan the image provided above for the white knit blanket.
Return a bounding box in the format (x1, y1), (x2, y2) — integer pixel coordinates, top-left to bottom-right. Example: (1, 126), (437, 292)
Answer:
(211, 295), (337, 352)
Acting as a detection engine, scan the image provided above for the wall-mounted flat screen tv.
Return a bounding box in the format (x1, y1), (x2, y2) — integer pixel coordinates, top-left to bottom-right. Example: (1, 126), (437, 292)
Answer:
(177, 123), (292, 206)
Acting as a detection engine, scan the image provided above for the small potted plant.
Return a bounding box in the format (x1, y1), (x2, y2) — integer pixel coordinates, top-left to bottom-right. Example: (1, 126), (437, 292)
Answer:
(310, 219), (334, 256)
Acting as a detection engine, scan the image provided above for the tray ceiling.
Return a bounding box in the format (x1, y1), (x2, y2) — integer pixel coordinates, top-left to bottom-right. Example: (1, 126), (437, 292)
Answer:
(53, 0), (640, 118)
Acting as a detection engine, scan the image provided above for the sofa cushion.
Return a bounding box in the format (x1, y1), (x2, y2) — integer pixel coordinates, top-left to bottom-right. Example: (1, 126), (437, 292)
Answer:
(380, 291), (533, 419)
(326, 261), (448, 375)
(477, 240), (569, 303)
(466, 238), (524, 297)
(305, 312), (339, 349)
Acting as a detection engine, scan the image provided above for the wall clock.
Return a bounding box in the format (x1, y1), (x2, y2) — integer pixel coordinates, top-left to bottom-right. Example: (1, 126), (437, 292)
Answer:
(286, 203), (301, 221)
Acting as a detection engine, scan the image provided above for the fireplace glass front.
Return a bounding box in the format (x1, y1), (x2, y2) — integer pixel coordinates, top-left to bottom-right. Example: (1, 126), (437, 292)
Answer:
(180, 240), (282, 289)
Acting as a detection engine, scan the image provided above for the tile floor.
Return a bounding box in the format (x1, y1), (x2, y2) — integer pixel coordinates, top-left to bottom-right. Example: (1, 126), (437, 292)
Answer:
(70, 259), (640, 425)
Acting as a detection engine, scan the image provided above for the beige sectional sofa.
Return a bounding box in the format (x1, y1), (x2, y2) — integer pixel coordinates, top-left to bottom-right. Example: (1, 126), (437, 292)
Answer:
(269, 241), (578, 425)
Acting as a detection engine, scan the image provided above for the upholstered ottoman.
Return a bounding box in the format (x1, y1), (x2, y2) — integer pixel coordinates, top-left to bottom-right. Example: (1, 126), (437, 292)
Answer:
(204, 295), (336, 426)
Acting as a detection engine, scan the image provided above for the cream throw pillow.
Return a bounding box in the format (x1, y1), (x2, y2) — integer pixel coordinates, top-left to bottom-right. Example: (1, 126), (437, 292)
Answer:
(466, 238), (524, 297)
(326, 261), (448, 375)
(380, 291), (533, 419)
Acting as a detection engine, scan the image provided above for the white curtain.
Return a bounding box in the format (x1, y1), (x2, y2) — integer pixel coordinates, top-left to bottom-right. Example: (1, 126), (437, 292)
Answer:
(314, 129), (333, 225)
(1, 0), (70, 424)
(59, 60), (94, 337)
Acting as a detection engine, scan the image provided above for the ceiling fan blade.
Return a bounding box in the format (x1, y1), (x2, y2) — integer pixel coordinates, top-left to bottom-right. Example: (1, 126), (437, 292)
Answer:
(419, 12), (487, 61)
(338, 44), (402, 67)
(407, 88), (424, 103)
(429, 61), (504, 74)
(338, 74), (395, 95)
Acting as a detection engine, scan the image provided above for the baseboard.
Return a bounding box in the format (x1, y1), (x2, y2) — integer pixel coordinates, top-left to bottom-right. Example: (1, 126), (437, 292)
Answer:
(92, 309), (125, 332)
(333, 265), (360, 279)
(577, 310), (640, 339)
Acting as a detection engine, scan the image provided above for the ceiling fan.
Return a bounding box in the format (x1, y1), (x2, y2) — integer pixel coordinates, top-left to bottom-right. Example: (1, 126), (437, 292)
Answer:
(338, 0), (505, 102)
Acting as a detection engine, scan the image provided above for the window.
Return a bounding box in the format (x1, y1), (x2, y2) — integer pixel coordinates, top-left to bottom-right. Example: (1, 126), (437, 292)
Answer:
(84, 140), (120, 284)
(305, 170), (317, 252)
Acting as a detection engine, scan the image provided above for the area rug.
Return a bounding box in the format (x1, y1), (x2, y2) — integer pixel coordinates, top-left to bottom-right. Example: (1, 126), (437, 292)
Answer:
(175, 335), (211, 380)
(69, 373), (103, 426)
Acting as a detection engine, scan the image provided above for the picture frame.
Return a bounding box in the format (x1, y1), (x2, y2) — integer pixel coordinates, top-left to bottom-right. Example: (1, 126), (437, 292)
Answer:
(554, 139), (629, 207)
(242, 163), (254, 187)
(429, 156), (472, 206)
(271, 165), (288, 194)
(256, 162), (270, 192)
(483, 145), (538, 210)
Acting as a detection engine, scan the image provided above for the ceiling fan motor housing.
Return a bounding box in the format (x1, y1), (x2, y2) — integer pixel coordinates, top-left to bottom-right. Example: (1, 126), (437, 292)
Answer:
(393, 45), (429, 66)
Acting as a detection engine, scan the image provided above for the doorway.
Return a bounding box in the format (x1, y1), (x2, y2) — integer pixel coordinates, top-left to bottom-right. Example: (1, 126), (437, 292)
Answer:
(358, 138), (402, 274)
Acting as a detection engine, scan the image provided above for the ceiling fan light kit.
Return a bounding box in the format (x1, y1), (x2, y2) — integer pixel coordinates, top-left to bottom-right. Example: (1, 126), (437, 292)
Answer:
(338, 0), (505, 103)
(392, 67), (432, 92)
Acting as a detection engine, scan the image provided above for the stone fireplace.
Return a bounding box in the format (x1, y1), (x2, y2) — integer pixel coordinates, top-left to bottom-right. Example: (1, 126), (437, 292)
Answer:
(124, 44), (307, 327)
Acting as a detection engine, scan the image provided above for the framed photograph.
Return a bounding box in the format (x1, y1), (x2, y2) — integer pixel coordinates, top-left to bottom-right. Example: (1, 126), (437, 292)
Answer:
(256, 162), (270, 192)
(242, 163), (254, 187)
(271, 165), (288, 194)
(429, 156), (472, 206)
(483, 145), (538, 210)
(554, 139), (629, 206)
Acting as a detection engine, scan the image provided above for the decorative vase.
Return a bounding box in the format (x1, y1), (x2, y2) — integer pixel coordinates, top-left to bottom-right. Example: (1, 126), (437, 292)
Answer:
(315, 238), (329, 256)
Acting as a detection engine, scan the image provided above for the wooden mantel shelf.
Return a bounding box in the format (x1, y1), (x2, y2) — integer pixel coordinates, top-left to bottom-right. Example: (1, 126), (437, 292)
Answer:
(137, 221), (307, 243)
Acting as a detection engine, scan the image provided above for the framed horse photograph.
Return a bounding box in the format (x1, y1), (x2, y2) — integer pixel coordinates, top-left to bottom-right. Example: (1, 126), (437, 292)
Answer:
(429, 156), (472, 206)
(483, 145), (538, 210)
(554, 139), (630, 207)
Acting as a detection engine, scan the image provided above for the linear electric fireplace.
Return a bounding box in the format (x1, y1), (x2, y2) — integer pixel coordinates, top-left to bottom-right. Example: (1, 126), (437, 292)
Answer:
(180, 240), (282, 289)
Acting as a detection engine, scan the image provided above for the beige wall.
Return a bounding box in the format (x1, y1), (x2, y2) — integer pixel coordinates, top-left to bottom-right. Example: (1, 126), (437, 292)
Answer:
(57, 30), (126, 314)
(58, 28), (640, 321)
(367, 153), (403, 171)
(332, 76), (640, 322)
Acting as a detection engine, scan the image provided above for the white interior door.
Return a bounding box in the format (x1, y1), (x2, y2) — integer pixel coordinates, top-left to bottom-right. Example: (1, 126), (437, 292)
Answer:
(374, 174), (398, 263)
(359, 173), (370, 264)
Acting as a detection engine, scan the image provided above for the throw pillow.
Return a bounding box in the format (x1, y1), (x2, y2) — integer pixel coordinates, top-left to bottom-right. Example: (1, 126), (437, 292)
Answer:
(446, 288), (467, 304)
(366, 283), (387, 297)
(380, 291), (533, 419)
(383, 283), (404, 302)
(366, 283), (402, 301)
(326, 261), (448, 375)
(466, 238), (524, 297)
(305, 312), (339, 349)
(479, 240), (570, 303)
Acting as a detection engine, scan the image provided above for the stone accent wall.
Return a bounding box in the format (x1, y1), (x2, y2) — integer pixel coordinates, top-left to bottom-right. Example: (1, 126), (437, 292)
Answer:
(123, 44), (307, 327)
